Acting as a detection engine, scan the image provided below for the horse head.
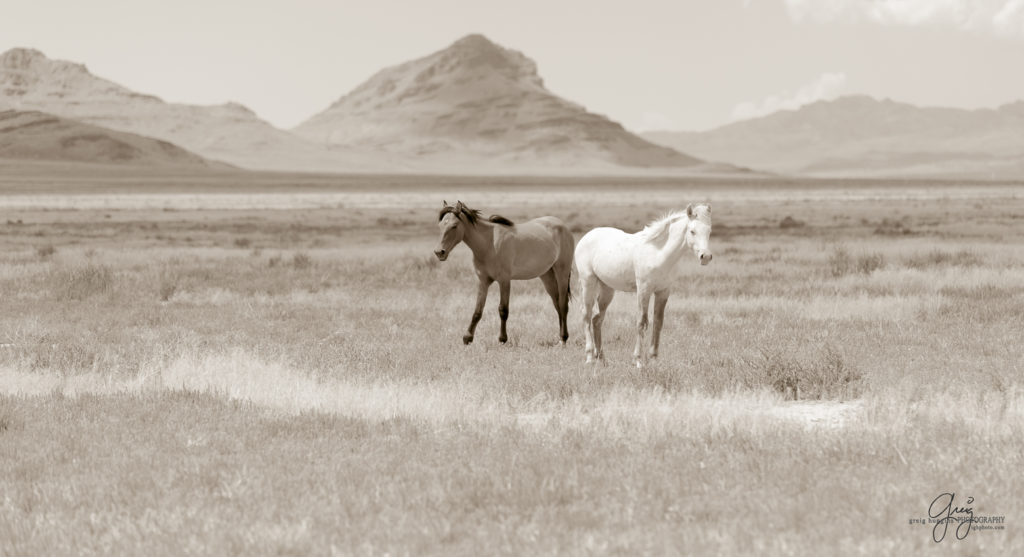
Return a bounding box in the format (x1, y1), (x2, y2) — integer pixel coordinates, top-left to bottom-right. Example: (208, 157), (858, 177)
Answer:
(434, 200), (466, 261)
(685, 203), (713, 265)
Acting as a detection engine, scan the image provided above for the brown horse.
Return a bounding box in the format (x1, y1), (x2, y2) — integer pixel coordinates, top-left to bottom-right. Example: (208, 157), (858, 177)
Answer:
(434, 201), (574, 345)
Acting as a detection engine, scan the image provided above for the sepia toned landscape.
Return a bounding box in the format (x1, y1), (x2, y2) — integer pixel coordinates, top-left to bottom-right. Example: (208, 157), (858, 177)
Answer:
(1, 168), (1022, 554)
(3, 3), (1024, 554)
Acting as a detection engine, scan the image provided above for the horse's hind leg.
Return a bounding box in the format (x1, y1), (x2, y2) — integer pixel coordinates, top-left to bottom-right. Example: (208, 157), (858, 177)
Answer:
(497, 280), (511, 344)
(650, 290), (670, 359)
(556, 262), (572, 344)
(592, 283), (615, 361)
(580, 273), (599, 363)
(539, 269), (567, 344)
(633, 286), (653, 367)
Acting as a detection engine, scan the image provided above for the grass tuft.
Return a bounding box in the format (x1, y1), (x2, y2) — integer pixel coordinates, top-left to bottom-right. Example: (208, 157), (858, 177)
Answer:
(158, 274), (178, 302)
(50, 263), (115, 301)
(291, 252), (312, 270)
(829, 246), (885, 277)
(744, 343), (863, 400)
(36, 244), (56, 259)
(779, 215), (805, 229)
(874, 217), (913, 236)
(905, 249), (983, 269)
(856, 252), (886, 275)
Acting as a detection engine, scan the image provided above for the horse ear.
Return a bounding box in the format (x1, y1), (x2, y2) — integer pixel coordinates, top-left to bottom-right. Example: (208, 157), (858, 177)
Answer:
(443, 199), (449, 207)
(455, 200), (465, 210)
(686, 204), (695, 218)
(706, 203), (711, 213)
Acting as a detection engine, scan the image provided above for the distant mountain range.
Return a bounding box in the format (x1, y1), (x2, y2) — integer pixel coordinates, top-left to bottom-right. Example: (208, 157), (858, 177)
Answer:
(0, 47), (348, 172)
(0, 37), (740, 175)
(0, 109), (221, 167)
(2, 38), (1021, 178)
(643, 95), (1024, 179)
(293, 34), (727, 173)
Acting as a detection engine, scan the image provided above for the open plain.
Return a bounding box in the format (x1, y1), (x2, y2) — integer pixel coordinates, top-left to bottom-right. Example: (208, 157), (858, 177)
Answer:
(1, 169), (1022, 555)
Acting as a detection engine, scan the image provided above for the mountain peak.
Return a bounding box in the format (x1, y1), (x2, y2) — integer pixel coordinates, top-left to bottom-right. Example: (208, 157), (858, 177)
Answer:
(221, 101), (256, 115)
(1, 47), (91, 76)
(450, 33), (499, 51)
(434, 33), (542, 87)
(1, 47), (50, 69)
(294, 34), (710, 171)
(317, 34), (545, 116)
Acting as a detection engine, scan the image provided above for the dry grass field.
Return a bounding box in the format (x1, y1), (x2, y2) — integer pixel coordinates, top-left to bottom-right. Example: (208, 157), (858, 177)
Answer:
(1, 171), (1022, 555)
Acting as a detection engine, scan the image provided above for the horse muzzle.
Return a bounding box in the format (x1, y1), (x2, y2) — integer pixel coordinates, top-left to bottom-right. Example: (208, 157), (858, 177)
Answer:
(434, 248), (449, 261)
(699, 252), (713, 266)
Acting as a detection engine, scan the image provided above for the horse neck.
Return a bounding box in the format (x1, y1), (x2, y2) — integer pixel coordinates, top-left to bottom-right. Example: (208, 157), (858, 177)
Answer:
(652, 217), (691, 267)
(461, 220), (495, 258)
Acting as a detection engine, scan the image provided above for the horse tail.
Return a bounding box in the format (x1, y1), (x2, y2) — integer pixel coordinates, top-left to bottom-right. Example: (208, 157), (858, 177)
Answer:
(566, 226), (576, 304)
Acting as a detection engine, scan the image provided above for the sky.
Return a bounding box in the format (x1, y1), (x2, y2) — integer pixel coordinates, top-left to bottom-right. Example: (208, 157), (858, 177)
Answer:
(2, 0), (1023, 132)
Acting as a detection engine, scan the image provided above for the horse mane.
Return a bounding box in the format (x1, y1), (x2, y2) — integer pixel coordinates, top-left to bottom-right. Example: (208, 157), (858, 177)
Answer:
(439, 204), (514, 226)
(637, 210), (689, 243)
(489, 215), (515, 226)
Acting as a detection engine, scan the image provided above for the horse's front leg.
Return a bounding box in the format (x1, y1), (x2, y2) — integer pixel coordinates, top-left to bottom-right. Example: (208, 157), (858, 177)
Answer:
(464, 277), (493, 345)
(633, 287), (652, 367)
(497, 280), (511, 344)
(649, 290), (670, 359)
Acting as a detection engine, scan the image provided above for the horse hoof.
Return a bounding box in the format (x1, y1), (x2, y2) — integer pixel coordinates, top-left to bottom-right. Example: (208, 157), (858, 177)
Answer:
(499, 337), (508, 344)
(462, 335), (473, 345)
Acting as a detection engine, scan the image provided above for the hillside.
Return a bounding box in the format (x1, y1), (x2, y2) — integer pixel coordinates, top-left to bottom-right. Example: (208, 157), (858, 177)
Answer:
(0, 109), (221, 167)
(0, 48), (341, 172)
(294, 34), (731, 174)
(643, 96), (1024, 178)
(1, 42), (743, 175)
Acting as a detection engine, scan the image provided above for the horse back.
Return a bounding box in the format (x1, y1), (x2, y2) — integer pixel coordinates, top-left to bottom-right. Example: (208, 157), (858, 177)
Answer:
(498, 216), (574, 279)
(575, 227), (638, 291)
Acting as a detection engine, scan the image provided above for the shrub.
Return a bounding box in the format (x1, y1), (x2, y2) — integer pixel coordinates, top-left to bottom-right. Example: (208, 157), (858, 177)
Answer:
(856, 252), (885, 275)
(292, 251), (311, 270)
(158, 276), (178, 302)
(874, 218), (912, 236)
(829, 246), (885, 277)
(828, 246), (852, 277)
(779, 216), (805, 229)
(36, 244), (57, 258)
(744, 343), (863, 400)
(52, 263), (115, 301)
(234, 237), (252, 248)
(292, 252), (312, 270)
(905, 249), (983, 269)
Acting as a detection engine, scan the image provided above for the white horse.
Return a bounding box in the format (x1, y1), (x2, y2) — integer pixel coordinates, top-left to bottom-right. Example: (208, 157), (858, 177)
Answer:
(574, 204), (713, 365)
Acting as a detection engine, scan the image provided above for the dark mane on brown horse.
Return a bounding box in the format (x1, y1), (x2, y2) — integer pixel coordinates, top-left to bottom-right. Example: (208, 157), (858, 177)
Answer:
(439, 204), (514, 226)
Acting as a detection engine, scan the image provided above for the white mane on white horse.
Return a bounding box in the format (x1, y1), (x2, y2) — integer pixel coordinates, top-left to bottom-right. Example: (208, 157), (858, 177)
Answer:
(637, 205), (710, 243)
(637, 211), (688, 243)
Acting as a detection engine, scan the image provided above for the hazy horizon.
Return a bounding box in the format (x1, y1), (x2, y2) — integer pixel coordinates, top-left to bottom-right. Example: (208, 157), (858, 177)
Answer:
(3, 0), (1024, 133)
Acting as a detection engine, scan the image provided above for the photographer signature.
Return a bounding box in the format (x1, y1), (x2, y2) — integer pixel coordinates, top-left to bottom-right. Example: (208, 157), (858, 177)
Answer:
(929, 492), (974, 542)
